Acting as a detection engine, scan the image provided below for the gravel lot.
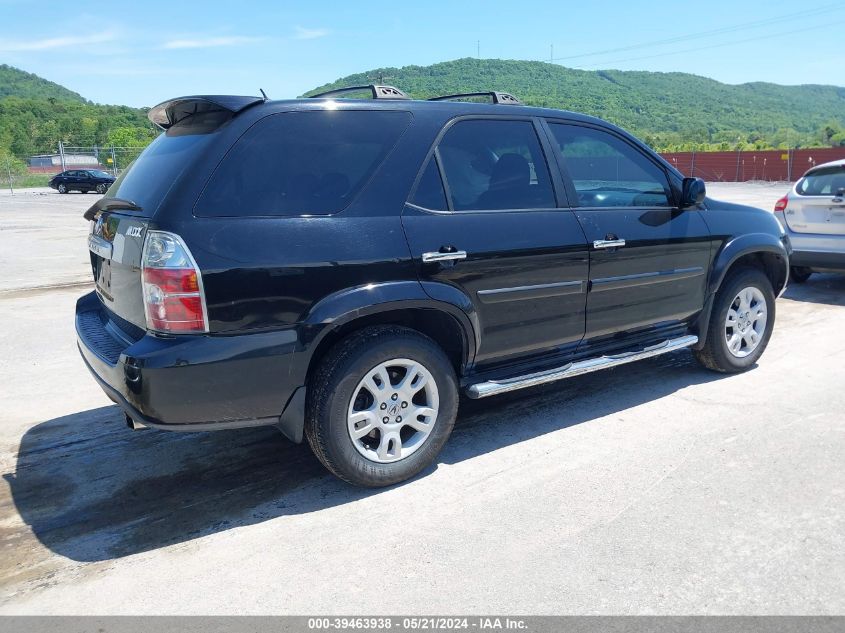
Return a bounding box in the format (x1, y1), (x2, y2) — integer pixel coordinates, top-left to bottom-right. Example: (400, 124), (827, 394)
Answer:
(0, 183), (842, 615)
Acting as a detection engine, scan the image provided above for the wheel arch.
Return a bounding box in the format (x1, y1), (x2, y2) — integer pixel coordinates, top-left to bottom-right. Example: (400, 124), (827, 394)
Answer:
(693, 234), (788, 350)
(708, 234), (789, 298)
(301, 281), (478, 385)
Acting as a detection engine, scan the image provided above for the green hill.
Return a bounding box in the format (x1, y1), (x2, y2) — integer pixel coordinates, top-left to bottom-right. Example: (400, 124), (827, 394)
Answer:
(0, 65), (154, 158)
(0, 64), (86, 102)
(2, 59), (844, 161)
(306, 58), (845, 150)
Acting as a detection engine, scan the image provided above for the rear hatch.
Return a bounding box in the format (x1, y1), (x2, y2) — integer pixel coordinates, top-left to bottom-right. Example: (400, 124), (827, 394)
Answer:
(85, 96), (261, 331)
(785, 164), (845, 235)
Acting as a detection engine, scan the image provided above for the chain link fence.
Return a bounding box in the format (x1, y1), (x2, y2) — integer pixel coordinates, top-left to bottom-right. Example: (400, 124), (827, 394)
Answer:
(3, 144), (147, 192)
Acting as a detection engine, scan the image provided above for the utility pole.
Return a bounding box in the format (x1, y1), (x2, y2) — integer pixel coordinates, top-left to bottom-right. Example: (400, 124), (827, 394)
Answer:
(6, 158), (13, 194)
(550, 44), (554, 63)
(368, 70), (392, 85)
(477, 40), (480, 58)
(58, 141), (66, 172)
(735, 137), (742, 182)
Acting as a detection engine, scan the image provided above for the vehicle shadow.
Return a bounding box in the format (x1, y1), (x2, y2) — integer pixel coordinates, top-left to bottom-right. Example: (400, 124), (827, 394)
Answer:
(782, 273), (845, 307)
(4, 351), (724, 563)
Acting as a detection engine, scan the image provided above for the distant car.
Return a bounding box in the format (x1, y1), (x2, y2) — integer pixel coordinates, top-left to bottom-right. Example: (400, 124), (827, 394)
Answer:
(49, 169), (115, 194)
(774, 159), (845, 283)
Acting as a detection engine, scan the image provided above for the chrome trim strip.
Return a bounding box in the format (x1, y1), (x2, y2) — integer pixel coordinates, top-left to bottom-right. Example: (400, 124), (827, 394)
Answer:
(591, 266), (704, 292)
(88, 235), (113, 260)
(593, 239), (626, 249)
(466, 334), (698, 399)
(477, 279), (586, 303)
(421, 250), (467, 263)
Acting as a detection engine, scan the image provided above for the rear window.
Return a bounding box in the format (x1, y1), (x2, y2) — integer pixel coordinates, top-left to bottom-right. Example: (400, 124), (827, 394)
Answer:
(108, 110), (229, 215)
(195, 110), (411, 217)
(796, 165), (845, 196)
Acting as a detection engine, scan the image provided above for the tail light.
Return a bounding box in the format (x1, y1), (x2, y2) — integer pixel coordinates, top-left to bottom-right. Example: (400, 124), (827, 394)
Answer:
(141, 231), (208, 333)
(774, 196), (788, 212)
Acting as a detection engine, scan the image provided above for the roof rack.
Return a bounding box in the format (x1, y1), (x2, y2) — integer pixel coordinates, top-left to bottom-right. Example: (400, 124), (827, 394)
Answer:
(308, 85), (410, 100)
(428, 91), (521, 105)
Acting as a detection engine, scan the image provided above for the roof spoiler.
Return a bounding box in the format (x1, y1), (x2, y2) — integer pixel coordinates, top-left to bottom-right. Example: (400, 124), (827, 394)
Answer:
(148, 95), (264, 129)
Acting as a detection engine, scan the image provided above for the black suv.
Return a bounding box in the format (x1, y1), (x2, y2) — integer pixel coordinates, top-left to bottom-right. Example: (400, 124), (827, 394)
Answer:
(50, 169), (115, 194)
(76, 86), (790, 487)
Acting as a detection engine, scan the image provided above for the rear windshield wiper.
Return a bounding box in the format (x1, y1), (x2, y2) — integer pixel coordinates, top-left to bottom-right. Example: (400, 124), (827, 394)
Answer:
(84, 197), (143, 221)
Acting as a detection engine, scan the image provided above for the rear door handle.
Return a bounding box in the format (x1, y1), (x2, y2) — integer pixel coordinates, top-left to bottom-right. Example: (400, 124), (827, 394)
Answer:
(421, 250), (467, 263)
(593, 239), (626, 250)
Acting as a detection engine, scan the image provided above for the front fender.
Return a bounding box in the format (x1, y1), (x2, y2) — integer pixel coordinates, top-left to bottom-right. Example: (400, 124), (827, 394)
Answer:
(708, 232), (790, 296)
(692, 232), (789, 351)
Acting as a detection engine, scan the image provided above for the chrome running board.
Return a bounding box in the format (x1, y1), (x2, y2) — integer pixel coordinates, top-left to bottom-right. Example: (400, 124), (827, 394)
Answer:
(466, 334), (698, 399)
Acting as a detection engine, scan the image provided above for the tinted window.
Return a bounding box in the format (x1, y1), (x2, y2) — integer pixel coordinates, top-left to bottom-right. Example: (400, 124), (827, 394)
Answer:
(410, 158), (448, 210)
(109, 112), (223, 215)
(436, 119), (555, 211)
(796, 165), (845, 195)
(549, 123), (671, 208)
(197, 110), (411, 217)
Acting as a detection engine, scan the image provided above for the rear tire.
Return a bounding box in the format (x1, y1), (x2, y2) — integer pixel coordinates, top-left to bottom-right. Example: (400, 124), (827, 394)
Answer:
(693, 266), (775, 373)
(789, 266), (812, 284)
(305, 326), (459, 487)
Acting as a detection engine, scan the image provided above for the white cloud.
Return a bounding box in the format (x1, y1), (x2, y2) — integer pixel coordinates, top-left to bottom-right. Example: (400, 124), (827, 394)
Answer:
(293, 26), (329, 40)
(0, 32), (117, 52)
(161, 35), (263, 50)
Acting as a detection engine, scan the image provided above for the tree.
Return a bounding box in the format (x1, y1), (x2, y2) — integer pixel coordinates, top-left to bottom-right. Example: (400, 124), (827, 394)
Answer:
(106, 126), (151, 148)
(0, 146), (29, 190)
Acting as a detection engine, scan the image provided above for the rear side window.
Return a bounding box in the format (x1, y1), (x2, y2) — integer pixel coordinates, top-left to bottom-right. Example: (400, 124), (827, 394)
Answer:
(548, 123), (671, 208)
(196, 110), (411, 217)
(436, 119), (555, 211)
(796, 166), (845, 195)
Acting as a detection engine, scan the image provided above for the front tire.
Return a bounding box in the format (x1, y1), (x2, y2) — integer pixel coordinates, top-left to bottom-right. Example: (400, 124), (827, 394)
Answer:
(96, 183), (108, 194)
(789, 266), (812, 284)
(57, 184), (67, 194)
(694, 267), (775, 373)
(306, 326), (459, 487)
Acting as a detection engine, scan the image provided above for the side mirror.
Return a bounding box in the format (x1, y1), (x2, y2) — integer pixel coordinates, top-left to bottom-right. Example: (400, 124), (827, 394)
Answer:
(681, 177), (706, 209)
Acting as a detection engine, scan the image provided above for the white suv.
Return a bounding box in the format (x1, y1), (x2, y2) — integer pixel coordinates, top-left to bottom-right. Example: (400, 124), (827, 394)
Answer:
(774, 158), (845, 283)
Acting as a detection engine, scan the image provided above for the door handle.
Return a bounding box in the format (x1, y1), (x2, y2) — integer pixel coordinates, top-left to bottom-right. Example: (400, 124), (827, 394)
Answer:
(421, 250), (467, 263)
(593, 239), (626, 250)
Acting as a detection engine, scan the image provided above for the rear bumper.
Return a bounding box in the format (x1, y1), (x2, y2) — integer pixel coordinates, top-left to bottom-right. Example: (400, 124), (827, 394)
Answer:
(75, 291), (303, 435)
(787, 232), (845, 271)
(790, 250), (845, 271)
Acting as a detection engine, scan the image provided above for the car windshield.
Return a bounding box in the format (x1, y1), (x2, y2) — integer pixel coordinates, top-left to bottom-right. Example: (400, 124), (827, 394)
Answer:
(88, 170), (113, 178)
(796, 165), (845, 195)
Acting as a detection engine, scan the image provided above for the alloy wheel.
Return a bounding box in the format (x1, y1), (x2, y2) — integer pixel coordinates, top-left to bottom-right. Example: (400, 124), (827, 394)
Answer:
(347, 358), (439, 463)
(725, 286), (767, 358)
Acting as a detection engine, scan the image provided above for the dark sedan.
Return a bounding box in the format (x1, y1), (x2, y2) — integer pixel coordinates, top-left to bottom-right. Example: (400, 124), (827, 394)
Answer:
(49, 169), (115, 194)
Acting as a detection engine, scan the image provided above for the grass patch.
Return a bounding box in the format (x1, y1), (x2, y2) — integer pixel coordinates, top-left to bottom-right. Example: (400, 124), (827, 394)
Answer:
(1, 173), (53, 189)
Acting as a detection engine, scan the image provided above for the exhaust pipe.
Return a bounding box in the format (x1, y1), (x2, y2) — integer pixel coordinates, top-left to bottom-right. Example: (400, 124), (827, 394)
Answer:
(125, 414), (147, 431)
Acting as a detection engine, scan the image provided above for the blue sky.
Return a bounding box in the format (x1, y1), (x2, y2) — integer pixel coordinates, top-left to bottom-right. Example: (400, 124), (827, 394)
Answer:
(0, 0), (843, 107)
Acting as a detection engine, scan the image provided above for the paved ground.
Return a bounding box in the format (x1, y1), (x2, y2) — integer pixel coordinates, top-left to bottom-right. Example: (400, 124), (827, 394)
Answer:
(0, 184), (842, 615)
